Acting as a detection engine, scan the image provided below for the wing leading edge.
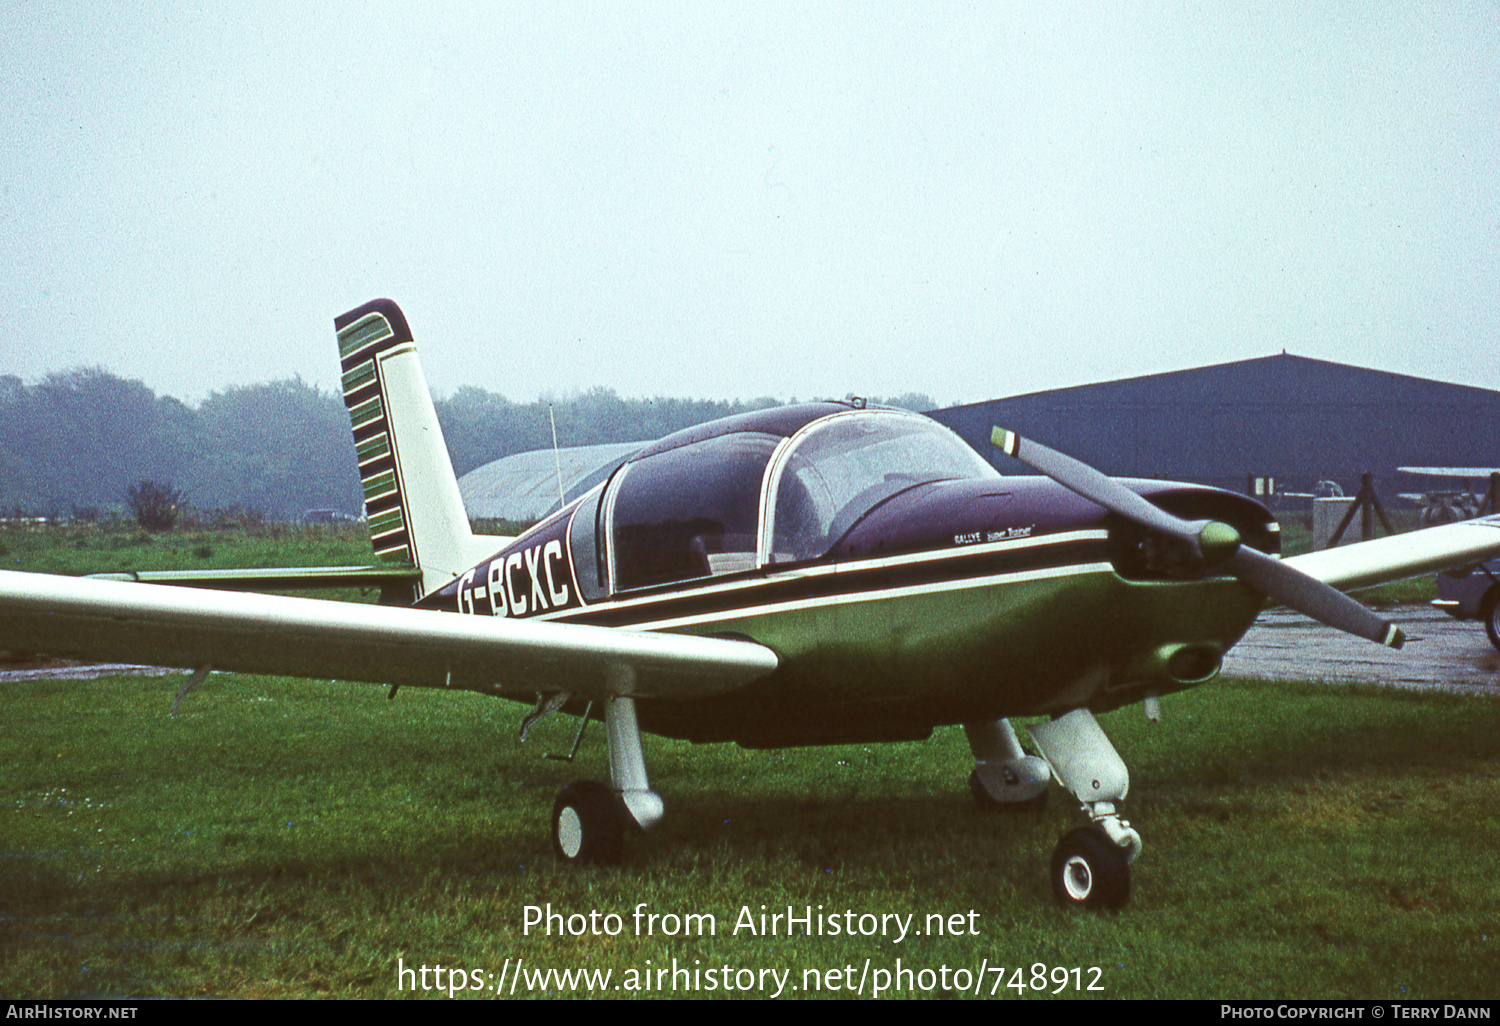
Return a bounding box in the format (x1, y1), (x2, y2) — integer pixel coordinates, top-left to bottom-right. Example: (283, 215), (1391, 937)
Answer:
(0, 569), (777, 699)
(1283, 514), (1500, 592)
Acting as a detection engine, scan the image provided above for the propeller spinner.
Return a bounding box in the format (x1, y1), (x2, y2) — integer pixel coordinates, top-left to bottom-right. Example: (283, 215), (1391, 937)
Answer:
(991, 427), (1404, 649)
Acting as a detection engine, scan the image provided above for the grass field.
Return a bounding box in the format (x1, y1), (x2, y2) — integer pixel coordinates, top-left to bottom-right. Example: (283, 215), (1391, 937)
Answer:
(3, 671), (1498, 999)
(1, 519), (1491, 999)
(0, 521), (378, 579)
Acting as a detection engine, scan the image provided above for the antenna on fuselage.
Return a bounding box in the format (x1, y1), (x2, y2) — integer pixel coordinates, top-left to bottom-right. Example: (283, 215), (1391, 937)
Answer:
(549, 403), (566, 508)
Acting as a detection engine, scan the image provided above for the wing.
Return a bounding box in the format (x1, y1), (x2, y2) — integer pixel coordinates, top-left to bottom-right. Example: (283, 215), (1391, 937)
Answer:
(1283, 514), (1500, 591)
(0, 569), (777, 699)
(1398, 466), (1500, 478)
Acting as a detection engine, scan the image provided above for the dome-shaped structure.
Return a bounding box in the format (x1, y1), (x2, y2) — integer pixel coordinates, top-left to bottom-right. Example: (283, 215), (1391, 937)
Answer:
(458, 441), (644, 521)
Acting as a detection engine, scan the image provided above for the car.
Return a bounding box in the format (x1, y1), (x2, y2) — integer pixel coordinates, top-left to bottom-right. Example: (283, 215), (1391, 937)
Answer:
(300, 508), (361, 525)
(1433, 560), (1500, 651)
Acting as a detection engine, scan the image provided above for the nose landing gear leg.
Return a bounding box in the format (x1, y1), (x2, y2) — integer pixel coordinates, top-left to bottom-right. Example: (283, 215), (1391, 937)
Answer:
(1028, 709), (1140, 909)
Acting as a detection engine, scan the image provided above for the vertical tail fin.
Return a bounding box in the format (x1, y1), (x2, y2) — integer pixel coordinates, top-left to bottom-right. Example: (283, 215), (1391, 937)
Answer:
(334, 299), (492, 602)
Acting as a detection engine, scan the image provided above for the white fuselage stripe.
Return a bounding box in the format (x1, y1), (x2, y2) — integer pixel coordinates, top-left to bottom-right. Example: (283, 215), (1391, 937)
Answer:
(625, 561), (1117, 632)
(578, 527), (1111, 619)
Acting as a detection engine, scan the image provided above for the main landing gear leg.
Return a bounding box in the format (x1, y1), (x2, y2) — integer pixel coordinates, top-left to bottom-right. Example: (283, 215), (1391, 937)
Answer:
(551, 695), (663, 865)
(964, 719), (1050, 811)
(606, 695), (665, 834)
(1027, 709), (1141, 910)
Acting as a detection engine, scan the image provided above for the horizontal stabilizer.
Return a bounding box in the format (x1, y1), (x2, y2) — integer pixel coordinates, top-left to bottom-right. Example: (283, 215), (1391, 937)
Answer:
(87, 565), (421, 592)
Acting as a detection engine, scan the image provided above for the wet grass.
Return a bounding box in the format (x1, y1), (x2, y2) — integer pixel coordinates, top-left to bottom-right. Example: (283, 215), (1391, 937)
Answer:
(0, 522), (377, 579)
(3, 673), (1497, 999)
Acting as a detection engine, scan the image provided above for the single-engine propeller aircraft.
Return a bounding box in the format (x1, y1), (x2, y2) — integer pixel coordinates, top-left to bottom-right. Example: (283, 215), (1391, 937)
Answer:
(5, 299), (1500, 909)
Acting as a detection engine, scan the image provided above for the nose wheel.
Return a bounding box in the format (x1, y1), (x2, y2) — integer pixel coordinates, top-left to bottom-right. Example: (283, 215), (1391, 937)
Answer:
(1050, 827), (1130, 909)
(1028, 708), (1142, 909)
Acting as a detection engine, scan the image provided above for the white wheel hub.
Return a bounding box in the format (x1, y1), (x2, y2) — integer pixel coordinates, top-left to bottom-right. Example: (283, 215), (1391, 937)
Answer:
(557, 806), (584, 858)
(1062, 855), (1093, 901)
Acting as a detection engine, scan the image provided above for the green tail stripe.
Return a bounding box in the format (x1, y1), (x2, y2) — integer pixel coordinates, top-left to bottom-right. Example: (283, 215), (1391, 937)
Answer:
(362, 470), (397, 503)
(349, 394), (385, 430)
(368, 507), (405, 538)
(355, 433), (391, 465)
(341, 359), (377, 396)
(337, 313), (395, 360)
(376, 545), (412, 563)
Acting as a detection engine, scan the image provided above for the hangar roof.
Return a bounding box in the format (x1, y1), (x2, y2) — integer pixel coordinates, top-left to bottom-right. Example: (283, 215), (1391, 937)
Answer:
(943, 353), (1500, 411)
(928, 353), (1500, 496)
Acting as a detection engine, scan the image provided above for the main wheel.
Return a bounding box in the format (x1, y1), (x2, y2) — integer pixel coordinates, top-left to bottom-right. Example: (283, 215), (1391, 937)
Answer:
(1050, 827), (1130, 909)
(551, 781), (626, 865)
(1484, 590), (1500, 652)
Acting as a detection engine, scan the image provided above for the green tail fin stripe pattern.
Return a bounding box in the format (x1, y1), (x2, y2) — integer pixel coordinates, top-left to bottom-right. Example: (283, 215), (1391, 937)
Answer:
(337, 313), (395, 360)
(349, 394), (384, 431)
(355, 433), (391, 466)
(333, 301), (417, 570)
(362, 470), (398, 504)
(368, 506), (405, 540)
(341, 359), (378, 396)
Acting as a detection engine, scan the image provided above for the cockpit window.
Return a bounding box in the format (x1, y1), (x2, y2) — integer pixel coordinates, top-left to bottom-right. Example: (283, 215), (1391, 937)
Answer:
(766, 412), (998, 563)
(610, 432), (779, 591)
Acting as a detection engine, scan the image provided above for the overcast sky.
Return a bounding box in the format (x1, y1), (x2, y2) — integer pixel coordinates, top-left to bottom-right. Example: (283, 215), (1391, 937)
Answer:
(3, 3), (1496, 408)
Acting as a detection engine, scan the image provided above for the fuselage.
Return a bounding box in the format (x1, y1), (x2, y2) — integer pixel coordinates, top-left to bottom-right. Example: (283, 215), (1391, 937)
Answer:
(426, 403), (1276, 746)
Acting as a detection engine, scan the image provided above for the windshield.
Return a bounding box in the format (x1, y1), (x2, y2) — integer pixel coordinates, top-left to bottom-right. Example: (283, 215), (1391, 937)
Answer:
(766, 412), (999, 563)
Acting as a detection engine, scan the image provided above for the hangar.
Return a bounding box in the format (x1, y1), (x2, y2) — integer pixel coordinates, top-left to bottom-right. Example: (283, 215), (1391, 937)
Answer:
(927, 354), (1500, 501)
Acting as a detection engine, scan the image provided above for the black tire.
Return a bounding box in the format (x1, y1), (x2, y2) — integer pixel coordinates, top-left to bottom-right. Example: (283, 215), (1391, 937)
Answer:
(968, 769), (1048, 812)
(1050, 827), (1130, 910)
(1485, 591), (1500, 653)
(551, 781), (626, 865)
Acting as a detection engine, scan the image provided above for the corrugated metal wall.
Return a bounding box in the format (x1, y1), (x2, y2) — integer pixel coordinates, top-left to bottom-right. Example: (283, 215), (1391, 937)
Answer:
(928, 355), (1500, 501)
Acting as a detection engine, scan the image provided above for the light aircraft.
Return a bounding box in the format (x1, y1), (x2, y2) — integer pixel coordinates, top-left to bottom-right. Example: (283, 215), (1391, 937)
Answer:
(5, 298), (1500, 910)
(1398, 466), (1500, 525)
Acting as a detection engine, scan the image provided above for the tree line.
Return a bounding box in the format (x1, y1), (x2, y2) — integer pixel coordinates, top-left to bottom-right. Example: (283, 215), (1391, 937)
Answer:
(0, 369), (934, 520)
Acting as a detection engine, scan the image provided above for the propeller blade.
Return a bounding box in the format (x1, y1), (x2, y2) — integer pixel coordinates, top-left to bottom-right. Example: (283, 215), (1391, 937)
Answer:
(991, 427), (1237, 561)
(1229, 546), (1405, 648)
(991, 426), (1406, 649)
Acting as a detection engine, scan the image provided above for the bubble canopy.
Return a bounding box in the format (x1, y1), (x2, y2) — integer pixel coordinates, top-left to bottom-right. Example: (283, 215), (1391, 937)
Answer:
(596, 408), (998, 592)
